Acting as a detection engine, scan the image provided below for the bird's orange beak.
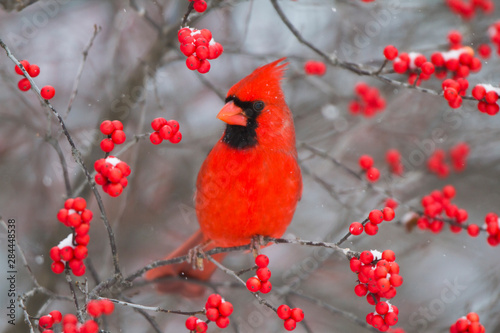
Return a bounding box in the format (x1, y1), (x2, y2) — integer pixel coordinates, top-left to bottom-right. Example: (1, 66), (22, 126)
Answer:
(217, 101), (247, 126)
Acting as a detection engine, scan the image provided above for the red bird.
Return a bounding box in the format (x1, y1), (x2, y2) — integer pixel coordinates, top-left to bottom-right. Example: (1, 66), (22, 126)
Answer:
(146, 58), (302, 293)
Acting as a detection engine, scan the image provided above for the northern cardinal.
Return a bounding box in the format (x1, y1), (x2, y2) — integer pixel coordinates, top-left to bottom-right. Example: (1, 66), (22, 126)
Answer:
(146, 58), (302, 294)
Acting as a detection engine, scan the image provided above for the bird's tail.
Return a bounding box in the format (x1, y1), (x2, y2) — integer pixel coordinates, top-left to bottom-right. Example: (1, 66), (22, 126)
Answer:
(145, 229), (227, 296)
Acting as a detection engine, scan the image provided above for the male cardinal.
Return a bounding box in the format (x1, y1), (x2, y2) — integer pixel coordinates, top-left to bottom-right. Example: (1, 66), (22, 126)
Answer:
(146, 58), (302, 294)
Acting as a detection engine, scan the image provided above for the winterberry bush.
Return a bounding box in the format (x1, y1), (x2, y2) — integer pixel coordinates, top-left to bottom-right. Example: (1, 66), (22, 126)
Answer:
(2, 1), (500, 332)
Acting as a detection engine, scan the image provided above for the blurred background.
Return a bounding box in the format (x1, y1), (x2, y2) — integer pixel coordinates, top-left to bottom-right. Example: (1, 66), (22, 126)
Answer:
(1, 0), (500, 332)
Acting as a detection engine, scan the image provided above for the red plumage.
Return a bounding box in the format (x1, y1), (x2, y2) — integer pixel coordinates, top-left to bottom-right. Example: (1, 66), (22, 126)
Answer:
(146, 58), (302, 293)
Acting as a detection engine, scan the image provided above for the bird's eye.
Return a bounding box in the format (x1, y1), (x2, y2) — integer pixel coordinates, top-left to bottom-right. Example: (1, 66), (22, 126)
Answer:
(253, 101), (264, 111)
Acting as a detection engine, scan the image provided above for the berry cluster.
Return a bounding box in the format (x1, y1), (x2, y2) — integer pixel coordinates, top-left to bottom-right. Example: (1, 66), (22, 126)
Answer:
(178, 27), (223, 74)
(471, 84), (500, 115)
(94, 156), (131, 197)
(189, 0), (207, 12)
(350, 250), (403, 332)
(51, 198), (92, 276)
(99, 120), (126, 153)
(449, 312), (485, 333)
(277, 304), (304, 331)
(416, 185), (470, 234)
(484, 212), (500, 246)
(427, 142), (469, 178)
(349, 207), (395, 237)
(349, 83), (386, 117)
(303, 60), (327, 76)
(185, 293), (234, 332)
(14, 59), (55, 99)
(445, 0), (494, 20)
(87, 299), (115, 318)
(383, 31), (486, 110)
(62, 314), (98, 333)
(245, 254), (272, 294)
(38, 310), (62, 332)
(488, 21), (500, 56)
(385, 149), (403, 176)
(149, 117), (182, 145)
(387, 49), (435, 86)
(359, 154), (380, 182)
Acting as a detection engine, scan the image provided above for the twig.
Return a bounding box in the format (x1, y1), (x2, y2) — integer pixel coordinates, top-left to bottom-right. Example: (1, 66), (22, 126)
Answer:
(65, 25), (101, 118)
(98, 297), (203, 316)
(45, 136), (72, 197)
(264, 237), (359, 260)
(18, 296), (35, 333)
(65, 269), (83, 322)
(0, 38), (122, 278)
(120, 294), (163, 333)
(181, 1), (195, 27)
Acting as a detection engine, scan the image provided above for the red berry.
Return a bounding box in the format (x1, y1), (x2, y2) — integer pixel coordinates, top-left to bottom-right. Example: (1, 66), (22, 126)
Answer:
(349, 222), (363, 235)
(359, 250), (374, 264)
(166, 120), (180, 133)
(485, 91), (498, 104)
(57, 209), (68, 223)
(472, 85), (486, 100)
(149, 132), (163, 145)
(290, 308), (304, 322)
(68, 258), (84, 271)
(51, 261), (65, 274)
(87, 300), (103, 317)
(381, 250), (395, 262)
(180, 43), (196, 56)
(81, 320), (98, 333)
(359, 155), (374, 170)
(444, 87), (458, 101)
(259, 280), (272, 294)
(159, 124), (173, 140)
(364, 222), (379, 235)
(390, 274), (403, 287)
(111, 130), (126, 144)
(49, 246), (61, 261)
(81, 209), (93, 223)
(218, 301), (233, 317)
(18, 78), (31, 91)
(256, 267), (272, 282)
(185, 316), (198, 330)
(169, 131), (182, 144)
(39, 315), (54, 329)
(366, 167), (380, 182)
(28, 64), (40, 77)
(478, 44), (491, 58)
(75, 234), (90, 246)
(384, 311), (398, 326)
(15, 60), (30, 75)
(284, 318), (296, 331)
(49, 310), (62, 323)
(349, 258), (361, 272)
(206, 308), (219, 321)
(383, 45), (398, 60)
(354, 284), (368, 297)
(186, 55), (200, 70)
(108, 168), (123, 183)
(467, 224), (480, 237)
(151, 117), (167, 131)
(193, 0), (207, 12)
(246, 277), (261, 292)
(63, 314), (78, 325)
(60, 246), (74, 261)
(40, 85), (55, 100)
(73, 245), (88, 260)
(100, 120), (115, 135)
(72, 197), (86, 211)
(255, 254), (269, 268)
(216, 316), (230, 328)
(369, 210), (384, 224)
(107, 183), (123, 197)
(100, 139), (115, 152)
(375, 301), (389, 315)
(196, 45), (209, 60)
(198, 59), (211, 74)
(207, 293), (222, 308)
(383, 207), (395, 221)
(196, 321), (208, 332)
(116, 162), (131, 177)
(277, 304), (291, 320)
(421, 62), (435, 75)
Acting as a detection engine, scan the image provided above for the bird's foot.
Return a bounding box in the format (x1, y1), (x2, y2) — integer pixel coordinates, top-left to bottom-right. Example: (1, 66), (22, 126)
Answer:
(250, 235), (264, 258)
(187, 239), (211, 271)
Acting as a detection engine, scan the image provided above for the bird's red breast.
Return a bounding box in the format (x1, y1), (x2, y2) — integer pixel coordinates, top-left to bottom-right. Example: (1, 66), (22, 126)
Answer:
(195, 58), (302, 247)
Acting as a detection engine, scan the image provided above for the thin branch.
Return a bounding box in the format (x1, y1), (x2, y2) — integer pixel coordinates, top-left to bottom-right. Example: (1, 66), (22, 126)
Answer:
(45, 136), (72, 197)
(18, 296), (35, 333)
(65, 269), (84, 322)
(98, 297), (203, 316)
(65, 25), (101, 118)
(120, 294), (163, 333)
